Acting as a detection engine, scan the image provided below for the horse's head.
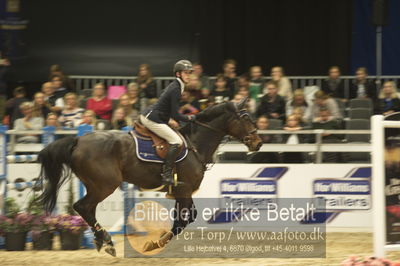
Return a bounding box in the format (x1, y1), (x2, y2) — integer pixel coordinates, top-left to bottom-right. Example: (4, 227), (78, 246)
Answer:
(225, 98), (262, 152)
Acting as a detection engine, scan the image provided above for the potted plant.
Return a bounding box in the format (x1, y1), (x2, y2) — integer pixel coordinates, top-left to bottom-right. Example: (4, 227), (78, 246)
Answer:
(27, 195), (57, 250)
(56, 214), (88, 250)
(0, 199), (33, 251)
(31, 215), (57, 250)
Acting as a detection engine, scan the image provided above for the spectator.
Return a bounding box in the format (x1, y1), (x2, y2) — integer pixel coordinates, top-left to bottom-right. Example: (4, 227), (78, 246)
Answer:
(32, 92), (51, 119)
(249, 66), (264, 101)
(45, 112), (61, 129)
(58, 93), (84, 128)
(312, 108), (343, 162)
(310, 90), (342, 122)
(186, 74), (203, 99)
(51, 75), (69, 101)
(111, 107), (133, 130)
(237, 87), (256, 114)
(270, 66), (293, 101)
(5, 86), (29, 128)
(79, 110), (97, 127)
(350, 67), (377, 100)
(211, 74), (232, 103)
(193, 63), (210, 91)
(248, 116), (279, 163)
(86, 83), (112, 120)
(375, 81), (400, 116)
(0, 52), (10, 121)
(179, 90), (200, 115)
(118, 93), (139, 122)
(126, 82), (141, 112)
(292, 107), (308, 127)
(286, 89), (312, 123)
(199, 87), (214, 111)
(13, 102), (44, 143)
(136, 64), (157, 100)
(321, 66), (345, 100)
(49, 64), (74, 91)
(41, 81), (64, 113)
(256, 81), (286, 121)
(222, 59), (237, 95)
(281, 115), (307, 163)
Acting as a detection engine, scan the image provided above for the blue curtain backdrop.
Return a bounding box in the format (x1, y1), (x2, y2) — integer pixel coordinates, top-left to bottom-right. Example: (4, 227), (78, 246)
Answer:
(352, 0), (400, 75)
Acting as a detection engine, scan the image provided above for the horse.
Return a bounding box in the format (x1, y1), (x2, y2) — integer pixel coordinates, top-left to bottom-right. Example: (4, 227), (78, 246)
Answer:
(36, 98), (262, 256)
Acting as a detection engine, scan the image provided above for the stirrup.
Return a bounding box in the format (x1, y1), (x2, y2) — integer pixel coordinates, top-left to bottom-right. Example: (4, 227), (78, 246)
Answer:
(161, 173), (184, 186)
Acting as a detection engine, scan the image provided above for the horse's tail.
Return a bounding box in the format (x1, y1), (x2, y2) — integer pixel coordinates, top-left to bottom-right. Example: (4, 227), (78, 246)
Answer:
(36, 136), (78, 213)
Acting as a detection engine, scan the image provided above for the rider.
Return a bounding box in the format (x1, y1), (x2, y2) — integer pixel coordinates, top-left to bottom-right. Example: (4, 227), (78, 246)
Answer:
(139, 60), (196, 185)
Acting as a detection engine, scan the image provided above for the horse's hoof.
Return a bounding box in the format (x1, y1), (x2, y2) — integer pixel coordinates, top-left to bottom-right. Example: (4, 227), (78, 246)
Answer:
(143, 240), (159, 252)
(105, 245), (116, 257)
(94, 239), (103, 252)
(159, 231), (173, 247)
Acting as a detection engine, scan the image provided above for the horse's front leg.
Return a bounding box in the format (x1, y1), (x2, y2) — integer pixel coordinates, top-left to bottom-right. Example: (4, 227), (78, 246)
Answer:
(143, 197), (197, 252)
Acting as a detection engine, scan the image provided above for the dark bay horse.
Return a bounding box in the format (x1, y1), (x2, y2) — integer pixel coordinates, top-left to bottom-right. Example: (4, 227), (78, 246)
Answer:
(36, 99), (262, 256)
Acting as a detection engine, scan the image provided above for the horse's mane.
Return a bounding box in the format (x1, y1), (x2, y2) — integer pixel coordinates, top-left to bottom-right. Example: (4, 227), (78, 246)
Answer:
(195, 102), (235, 122)
(179, 102), (235, 136)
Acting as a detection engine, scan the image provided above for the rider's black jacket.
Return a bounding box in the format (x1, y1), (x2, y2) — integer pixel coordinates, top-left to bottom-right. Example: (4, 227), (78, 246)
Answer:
(142, 78), (190, 124)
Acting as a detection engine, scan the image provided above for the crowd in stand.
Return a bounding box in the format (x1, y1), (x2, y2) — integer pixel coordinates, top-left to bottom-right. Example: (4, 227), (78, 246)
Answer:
(1, 59), (398, 163)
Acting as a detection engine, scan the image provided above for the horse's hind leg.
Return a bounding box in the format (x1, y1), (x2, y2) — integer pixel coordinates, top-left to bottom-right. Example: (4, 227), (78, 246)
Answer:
(73, 185), (119, 256)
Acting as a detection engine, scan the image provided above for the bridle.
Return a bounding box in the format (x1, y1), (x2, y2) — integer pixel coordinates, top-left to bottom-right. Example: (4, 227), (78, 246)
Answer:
(193, 109), (257, 145)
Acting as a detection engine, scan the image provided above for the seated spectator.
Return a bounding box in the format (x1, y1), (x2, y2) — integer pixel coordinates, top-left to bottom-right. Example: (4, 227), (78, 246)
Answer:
(13, 102), (44, 143)
(292, 107), (309, 127)
(32, 92), (51, 119)
(312, 108), (343, 162)
(199, 87), (214, 111)
(321, 66), (345, 100)
(248, 116), (279, 163)
(310, 90), (342, 122)
(58, 93), (84, 128)
(186, 74), (203, 99)
(375, 81), (400, 115)
(79, 109), (96, 126)
(111, 107), (133, 130)
(193, 63), (210, 92)
(49, 64), (74, 91)
(5, 86), (29, 128)
(179, 91), (200, 115)
(41, 81), (64, 113)
(126, 82), (141, 111)
(350, 67), (377, 100)
(270, 66), (293, 101)
(136, 64), (157, 101)
(286, 89), (312, 123)
(237, 87), (256, 114)
(51, 75), (69, 101)
(86, 83), (112, 120)
(222, 59), (237, 95)
(281, 115), (307, 163)
(249, 66), (264, 101)
(118, 93), (139, 122)
(45, 112), (61, 129)
(211, 74), (232, 103)
(256, 81), (286, 121)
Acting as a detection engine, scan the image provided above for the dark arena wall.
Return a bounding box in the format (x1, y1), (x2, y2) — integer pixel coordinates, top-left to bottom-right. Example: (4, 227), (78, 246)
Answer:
(14, 0), (352, 82)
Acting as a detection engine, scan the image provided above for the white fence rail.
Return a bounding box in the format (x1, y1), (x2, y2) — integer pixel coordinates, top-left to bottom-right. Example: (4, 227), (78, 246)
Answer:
(6, 129), (371, 163)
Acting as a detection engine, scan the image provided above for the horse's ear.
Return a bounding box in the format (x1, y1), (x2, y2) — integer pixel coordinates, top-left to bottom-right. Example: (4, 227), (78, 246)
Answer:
(235, 97), (248, 110)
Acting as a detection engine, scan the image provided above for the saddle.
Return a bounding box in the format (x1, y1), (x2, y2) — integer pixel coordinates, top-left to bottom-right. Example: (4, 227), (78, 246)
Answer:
(133, 121), (185, 159)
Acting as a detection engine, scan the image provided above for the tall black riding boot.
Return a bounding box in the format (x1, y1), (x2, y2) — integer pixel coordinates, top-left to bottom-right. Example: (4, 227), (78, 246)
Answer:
(161, 144), (183, 186)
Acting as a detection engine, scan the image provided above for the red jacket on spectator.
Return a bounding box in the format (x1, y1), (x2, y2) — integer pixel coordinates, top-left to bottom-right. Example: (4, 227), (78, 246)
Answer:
(86, 97), (112, 120)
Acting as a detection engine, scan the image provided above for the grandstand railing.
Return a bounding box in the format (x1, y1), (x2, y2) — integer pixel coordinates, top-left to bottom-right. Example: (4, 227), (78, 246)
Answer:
(70, 75), (400, 97)
(6, 129), (371, 164)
